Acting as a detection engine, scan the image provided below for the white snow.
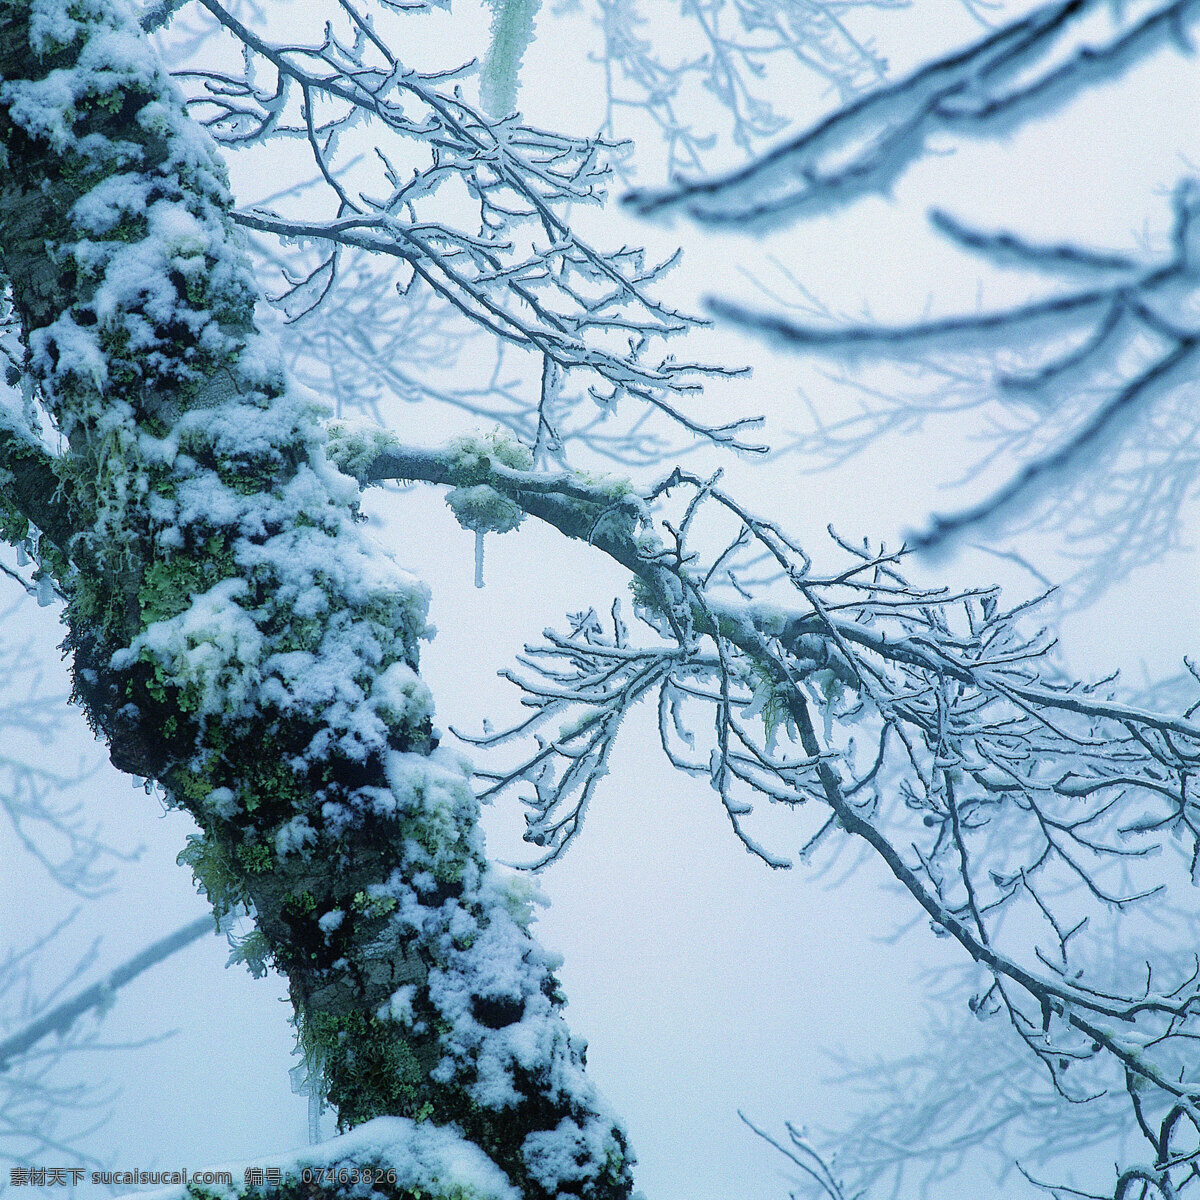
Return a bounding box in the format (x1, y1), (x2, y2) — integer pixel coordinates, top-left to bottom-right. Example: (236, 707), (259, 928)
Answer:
(131, 1117), (519, 1200)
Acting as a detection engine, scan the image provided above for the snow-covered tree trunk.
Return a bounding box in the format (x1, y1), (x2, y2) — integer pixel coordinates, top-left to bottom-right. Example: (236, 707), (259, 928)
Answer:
(0, 3), (632, 1196)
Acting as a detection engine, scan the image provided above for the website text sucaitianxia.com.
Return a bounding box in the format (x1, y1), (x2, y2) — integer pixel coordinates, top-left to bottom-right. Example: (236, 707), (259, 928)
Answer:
(9, 1166), (404, 1188)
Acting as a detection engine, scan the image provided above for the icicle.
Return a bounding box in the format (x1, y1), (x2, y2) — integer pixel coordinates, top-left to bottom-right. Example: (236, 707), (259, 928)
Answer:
(15, 543), (27, 566)
(35, 575), (54, 607)
(289, 1041), (326, 1144)
(474, 529), (486, 589)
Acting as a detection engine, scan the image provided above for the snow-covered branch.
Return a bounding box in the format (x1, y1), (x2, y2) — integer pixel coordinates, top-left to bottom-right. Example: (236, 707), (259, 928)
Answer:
(0, 917), (211, 1073)
(594, 0), (898, 182)
(338, 427), (1200, 1192)
(619, 0), (1200, 585)
(169, 0), (761, 456)
(626, 0), (1200, 227)
(710, 180), (1200, 554)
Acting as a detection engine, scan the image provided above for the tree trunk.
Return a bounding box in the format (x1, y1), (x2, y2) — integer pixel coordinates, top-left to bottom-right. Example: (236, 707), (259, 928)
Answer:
(0, 2), (633, 1196)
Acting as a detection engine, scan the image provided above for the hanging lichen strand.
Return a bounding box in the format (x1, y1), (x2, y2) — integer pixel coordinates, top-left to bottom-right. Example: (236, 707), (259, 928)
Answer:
(480, 0), (542, 116)
(0, 2), (633, 1197)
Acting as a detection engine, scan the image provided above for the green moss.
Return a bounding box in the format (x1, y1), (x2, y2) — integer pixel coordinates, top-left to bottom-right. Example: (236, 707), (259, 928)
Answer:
(138, 657), (201, 715)
(628, 575), (659, 612)
(236, 840), (273, 874)
(297, 1009), (436, 1129)
(352, 890), (398, 919)
(262, 611), (323, 655)
(69, 572), (126, 643)
(238, 747), (307, 812)
(214, 452), (285, 497)
(0, 435), (74, 582)
(101, 211), (149, 243)
(0, 492), (29, 547)
(359, 590), (428, 664)
(185, 1187), (229, 1200)
(575, 468), (633, 500)
(168, 752), (220, 808)
(448, 430), (534, 474)
(323, 424), (397, 483)
(396, 811), (466, 885)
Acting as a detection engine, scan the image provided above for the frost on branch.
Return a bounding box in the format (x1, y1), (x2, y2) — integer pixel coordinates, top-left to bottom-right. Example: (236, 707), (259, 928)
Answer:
(627, 0), (1200, 586)
(710, 181), (1200, 561)
(479, 0), (541, 118)
(594, 0), (898, 183)
(340, 434), (1200, 1194)
(167, 0), (758, 460)
(0, 2), (632, 1196)
(627, 0), (1200, 227)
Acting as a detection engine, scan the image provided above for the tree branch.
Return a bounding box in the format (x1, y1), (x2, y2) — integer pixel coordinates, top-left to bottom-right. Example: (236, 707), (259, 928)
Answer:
(0, 917), (212, 1072)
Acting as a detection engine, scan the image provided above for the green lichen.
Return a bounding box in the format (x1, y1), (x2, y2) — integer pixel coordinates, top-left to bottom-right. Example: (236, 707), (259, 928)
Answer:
(297, 1009), (436, 1128)
(237, 841), (273, 875)
(0, 496), (29, 548)
(227, 929), (272, 979)
(352, 890), (398, 919)
(177, 831), (248, 917)
(449, 430), (534, 474)
(575, 469), (633, 500)
(325, 423), (402, 482)
(138, 537), (238, 626)
(444, 484), (523, 536)
(480, 0), (542, 116)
